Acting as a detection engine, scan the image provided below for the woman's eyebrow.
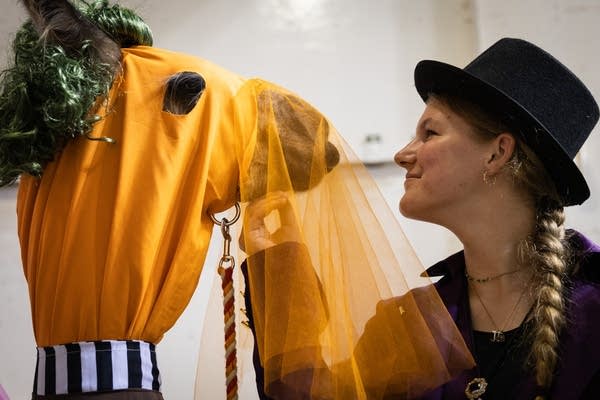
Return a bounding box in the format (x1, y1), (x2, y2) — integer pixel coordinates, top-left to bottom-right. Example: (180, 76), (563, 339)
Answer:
(418, 117), (433, 131)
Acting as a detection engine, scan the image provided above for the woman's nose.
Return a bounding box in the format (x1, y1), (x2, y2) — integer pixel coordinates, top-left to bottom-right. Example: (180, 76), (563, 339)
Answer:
(394, 141), (417, 169)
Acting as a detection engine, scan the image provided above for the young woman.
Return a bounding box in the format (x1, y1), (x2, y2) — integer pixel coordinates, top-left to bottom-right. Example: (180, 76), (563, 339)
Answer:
(241, 38), (600, 399)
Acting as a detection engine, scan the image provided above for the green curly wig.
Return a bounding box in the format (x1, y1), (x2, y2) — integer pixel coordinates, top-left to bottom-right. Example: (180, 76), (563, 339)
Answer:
(0, 0), (153, 186)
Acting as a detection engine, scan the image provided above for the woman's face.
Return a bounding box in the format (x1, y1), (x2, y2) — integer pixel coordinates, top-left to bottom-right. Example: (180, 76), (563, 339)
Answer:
(394, 98), (493, 225)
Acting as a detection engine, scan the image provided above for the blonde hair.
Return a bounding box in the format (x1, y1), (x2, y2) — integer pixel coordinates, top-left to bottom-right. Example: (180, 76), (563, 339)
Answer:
(432, 93), (571, 389)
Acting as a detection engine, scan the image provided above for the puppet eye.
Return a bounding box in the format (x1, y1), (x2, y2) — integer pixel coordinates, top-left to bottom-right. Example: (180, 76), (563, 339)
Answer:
(162, 71), (206, 115)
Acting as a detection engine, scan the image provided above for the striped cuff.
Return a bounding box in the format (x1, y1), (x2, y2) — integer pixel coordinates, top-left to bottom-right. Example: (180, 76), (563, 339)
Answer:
(34, 340), (161, 396)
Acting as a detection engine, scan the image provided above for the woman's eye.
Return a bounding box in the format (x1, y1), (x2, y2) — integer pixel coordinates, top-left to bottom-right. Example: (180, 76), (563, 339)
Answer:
(423, 129), (437, 140)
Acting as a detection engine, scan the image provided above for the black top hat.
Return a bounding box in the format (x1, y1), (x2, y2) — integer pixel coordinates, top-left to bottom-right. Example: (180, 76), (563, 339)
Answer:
(414, 38), (599, 206)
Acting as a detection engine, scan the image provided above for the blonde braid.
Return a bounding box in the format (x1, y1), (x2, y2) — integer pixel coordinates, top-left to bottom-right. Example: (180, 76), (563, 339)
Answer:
(529, 205), (569, 389)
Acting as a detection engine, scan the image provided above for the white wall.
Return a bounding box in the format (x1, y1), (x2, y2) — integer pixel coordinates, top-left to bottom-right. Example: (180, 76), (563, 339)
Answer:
(1, 1), (599, 399)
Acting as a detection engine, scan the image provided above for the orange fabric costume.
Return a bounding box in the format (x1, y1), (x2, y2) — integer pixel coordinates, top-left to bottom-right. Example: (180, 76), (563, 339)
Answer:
(17, 47), (244, 346)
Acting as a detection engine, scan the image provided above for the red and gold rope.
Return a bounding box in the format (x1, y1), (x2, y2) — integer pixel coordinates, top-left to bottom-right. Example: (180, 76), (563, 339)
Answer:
(219, 264), (238, 400)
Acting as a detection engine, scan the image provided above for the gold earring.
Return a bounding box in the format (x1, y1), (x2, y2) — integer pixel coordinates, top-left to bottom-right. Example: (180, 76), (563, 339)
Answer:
(483, 170), (496, 185)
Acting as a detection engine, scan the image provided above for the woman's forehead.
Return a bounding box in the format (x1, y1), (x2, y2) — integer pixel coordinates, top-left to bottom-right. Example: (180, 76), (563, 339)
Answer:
(419, 99), (455, 125)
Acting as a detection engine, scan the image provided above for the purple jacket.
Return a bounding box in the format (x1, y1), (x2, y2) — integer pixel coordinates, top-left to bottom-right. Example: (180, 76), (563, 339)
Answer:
(421, 230), (600, 400)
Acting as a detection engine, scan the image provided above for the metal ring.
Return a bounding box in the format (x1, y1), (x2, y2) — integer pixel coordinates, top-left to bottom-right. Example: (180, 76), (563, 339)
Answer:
(210, 203), (241, 226)
(219, 256), (236, 269)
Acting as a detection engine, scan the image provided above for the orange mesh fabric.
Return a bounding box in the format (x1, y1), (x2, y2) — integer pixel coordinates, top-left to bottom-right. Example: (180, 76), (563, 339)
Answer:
(196, 82), (474, 398)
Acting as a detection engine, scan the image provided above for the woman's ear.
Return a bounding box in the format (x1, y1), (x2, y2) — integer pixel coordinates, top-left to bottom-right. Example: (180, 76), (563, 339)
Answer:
(485, 133), (516, 175)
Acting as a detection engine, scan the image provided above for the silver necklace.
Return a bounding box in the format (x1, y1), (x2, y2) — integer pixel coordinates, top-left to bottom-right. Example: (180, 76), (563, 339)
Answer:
(470, 281), (529, 343)
(465, 277), (533, 399)
(465, 322), (529, 400)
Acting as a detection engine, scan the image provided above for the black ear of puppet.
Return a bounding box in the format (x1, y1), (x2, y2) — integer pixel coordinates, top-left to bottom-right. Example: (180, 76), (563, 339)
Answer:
(163, 71), (206, 115)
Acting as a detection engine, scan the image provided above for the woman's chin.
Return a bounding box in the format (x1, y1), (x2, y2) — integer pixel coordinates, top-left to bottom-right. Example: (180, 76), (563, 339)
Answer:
(399, 196), (415, 217)
(399, 197), (430, 222)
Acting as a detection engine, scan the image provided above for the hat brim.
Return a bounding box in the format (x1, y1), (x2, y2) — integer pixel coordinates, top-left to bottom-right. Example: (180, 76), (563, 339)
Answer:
(414, 60), (589, 206)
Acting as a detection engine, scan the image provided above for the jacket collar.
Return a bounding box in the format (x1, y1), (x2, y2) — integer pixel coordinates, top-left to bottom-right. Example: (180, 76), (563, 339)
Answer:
(424, 250), (465, 278)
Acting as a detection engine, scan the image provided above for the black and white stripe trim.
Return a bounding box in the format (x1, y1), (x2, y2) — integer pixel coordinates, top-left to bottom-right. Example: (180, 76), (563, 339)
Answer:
(34, 340), (161, 396)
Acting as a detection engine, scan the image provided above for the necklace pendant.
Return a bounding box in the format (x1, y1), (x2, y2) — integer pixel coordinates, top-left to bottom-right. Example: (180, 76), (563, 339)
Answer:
(491, 330), (505, 343)
(465, 377), (488, 399)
